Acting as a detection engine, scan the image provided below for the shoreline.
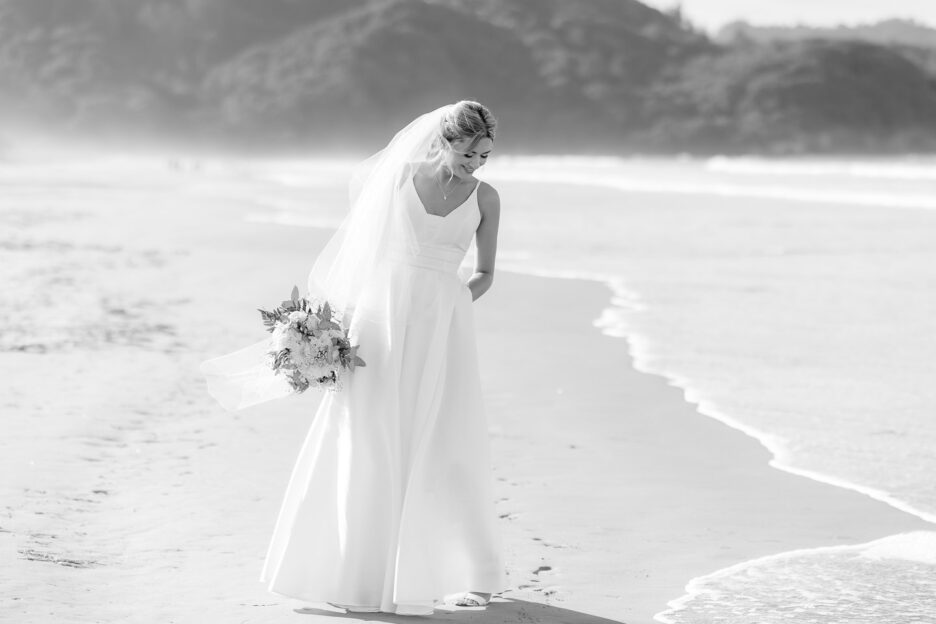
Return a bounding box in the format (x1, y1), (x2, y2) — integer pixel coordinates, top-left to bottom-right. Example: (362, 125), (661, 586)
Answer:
(499, 265), (936, 527)
(479, 269), (931, 624)
(653, 530), (936, 623)
(499, 266), (936, 622)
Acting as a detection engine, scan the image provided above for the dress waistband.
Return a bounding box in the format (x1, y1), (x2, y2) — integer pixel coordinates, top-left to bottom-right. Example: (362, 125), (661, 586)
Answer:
(386, 243), (466, 274)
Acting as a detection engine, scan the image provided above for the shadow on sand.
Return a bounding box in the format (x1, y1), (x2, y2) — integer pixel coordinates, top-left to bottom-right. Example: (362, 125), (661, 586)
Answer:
(295, 598), (627, 623)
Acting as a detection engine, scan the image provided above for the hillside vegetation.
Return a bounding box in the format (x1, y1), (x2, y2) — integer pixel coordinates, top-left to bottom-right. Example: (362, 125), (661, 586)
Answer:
(2, 0), (935, 154)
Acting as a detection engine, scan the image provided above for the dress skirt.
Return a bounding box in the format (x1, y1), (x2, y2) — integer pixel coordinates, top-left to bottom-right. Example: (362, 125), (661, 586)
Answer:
(259, 248), (505, 613)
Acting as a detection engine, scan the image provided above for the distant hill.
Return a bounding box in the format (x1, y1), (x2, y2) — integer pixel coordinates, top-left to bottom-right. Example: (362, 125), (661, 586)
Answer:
(200, 0), (552, 149)
(639, 39), (936, 153)
(716, 18), (936, 48)
(426, 0), (714, 127)
(715, 18), (936, 83)
(2, 0), (936, 154)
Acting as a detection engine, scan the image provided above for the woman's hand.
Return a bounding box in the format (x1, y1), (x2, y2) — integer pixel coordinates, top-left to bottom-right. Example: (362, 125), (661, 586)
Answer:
(465, 272), (493, 302)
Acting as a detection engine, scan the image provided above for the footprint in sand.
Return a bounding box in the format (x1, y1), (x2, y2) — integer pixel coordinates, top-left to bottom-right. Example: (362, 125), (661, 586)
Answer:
(531, 536), (570, 549)
(530, 566), (562, 600)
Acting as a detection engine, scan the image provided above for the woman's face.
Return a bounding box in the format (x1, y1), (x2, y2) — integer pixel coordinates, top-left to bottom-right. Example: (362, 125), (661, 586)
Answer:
(442, 136), (493, 180)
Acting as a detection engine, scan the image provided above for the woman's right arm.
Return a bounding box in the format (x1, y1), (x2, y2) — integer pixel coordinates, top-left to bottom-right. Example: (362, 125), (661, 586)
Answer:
(467, 182), (501, 301)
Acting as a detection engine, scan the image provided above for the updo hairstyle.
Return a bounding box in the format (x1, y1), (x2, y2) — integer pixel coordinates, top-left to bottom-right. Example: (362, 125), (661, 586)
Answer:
(427, 100), (496, 173)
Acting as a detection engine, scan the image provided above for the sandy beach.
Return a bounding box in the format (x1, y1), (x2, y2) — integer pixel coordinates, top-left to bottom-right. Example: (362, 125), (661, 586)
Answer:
(1, 158), (930, 624)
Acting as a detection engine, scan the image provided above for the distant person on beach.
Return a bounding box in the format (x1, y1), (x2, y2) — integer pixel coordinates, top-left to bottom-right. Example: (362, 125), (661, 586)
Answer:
(201, 101), (504, 614)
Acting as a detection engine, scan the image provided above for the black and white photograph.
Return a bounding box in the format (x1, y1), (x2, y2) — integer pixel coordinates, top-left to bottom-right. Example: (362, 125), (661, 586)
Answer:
(2, 1), (936, 623)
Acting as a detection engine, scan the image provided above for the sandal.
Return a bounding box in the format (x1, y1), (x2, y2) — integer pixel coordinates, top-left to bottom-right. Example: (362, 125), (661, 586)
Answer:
(452, 592), (491, 607)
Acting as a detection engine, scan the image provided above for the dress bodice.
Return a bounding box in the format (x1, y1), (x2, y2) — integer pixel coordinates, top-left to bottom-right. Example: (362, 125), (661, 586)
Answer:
(388, 171), (481, 275)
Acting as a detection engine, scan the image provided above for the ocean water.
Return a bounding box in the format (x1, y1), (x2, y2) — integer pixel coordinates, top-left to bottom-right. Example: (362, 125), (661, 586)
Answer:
(483, 156), (936, 622)
(657, 532), (936, 623)
(480, 155), (936, 522)
(4, 152), (934, 621)
(233, 154), (936, 622)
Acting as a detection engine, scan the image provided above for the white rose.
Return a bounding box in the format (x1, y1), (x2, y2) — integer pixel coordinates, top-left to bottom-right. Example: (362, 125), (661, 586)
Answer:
(279, 328), (301, 351)
(271, 326), (290, 351)
(293, 337), (307, 353)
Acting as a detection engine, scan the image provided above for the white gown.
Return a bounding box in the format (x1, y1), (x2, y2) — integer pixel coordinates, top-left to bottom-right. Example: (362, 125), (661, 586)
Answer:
(260, 171), (505, 613)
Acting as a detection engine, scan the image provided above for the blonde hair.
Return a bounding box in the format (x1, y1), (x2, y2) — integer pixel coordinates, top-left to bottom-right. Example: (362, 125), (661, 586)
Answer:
(427, 100), (496, 173)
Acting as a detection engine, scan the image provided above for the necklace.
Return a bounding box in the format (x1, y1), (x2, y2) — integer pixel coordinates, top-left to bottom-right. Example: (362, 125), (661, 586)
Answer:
(434, 170), (459, 201)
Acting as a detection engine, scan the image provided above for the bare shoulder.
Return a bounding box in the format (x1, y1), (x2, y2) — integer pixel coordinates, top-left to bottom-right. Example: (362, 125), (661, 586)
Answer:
(477, 181), (501, 218)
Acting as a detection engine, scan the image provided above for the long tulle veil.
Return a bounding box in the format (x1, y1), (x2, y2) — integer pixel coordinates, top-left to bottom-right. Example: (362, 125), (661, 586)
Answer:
(199, 105), (453, 411)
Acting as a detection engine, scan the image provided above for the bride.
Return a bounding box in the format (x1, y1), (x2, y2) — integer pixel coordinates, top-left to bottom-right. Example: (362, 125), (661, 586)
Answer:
(200, 101), (504, 614)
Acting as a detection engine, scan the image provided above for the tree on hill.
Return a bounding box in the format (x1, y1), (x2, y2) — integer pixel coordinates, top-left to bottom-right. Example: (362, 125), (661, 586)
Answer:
(716, 18), (936, 48)
(641, 39), (936, 153)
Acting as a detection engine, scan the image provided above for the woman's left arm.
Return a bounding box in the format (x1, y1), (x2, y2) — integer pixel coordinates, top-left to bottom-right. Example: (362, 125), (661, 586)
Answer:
(467, 182), (501, 301)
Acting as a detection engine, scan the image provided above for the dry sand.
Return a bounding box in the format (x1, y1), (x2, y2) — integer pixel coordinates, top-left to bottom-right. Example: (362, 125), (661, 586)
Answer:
(1, 160), (929, 624)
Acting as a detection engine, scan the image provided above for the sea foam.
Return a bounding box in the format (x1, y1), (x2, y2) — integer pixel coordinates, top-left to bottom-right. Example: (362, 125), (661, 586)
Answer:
(655, 531), (936, 624)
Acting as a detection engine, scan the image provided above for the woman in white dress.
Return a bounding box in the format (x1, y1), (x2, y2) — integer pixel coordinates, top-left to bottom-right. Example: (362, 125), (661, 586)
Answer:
(200, 101), (504, 615)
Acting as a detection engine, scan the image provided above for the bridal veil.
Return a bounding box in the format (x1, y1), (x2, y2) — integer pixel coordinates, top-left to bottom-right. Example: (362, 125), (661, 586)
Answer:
(199, 105), (454, 410)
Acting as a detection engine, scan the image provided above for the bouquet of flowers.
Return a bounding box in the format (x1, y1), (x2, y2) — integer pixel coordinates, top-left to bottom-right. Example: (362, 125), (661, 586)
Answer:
(258, 286), (365, 393)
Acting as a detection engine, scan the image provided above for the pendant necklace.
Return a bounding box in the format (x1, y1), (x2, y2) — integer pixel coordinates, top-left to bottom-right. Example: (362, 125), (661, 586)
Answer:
(435, 170), (458, 201)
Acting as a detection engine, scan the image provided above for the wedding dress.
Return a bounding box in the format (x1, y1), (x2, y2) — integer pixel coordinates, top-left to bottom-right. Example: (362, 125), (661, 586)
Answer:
(257, 161), (505, 614)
